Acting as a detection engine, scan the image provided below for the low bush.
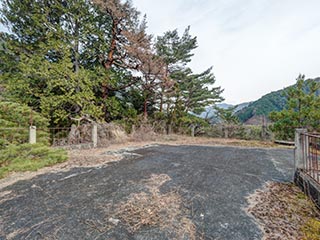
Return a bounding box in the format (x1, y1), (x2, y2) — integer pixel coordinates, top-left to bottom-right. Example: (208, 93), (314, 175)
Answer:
(0, 143), (68, 178)
(0, 102), (50, 148)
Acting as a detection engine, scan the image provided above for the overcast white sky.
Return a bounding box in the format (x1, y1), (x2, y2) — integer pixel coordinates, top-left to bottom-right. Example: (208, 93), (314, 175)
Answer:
(132, 0), (320, 104)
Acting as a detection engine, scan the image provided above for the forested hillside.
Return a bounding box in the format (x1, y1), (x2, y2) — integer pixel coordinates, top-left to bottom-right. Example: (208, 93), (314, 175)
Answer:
(236, 77), (320, 124)
(0, 0), (223, 132)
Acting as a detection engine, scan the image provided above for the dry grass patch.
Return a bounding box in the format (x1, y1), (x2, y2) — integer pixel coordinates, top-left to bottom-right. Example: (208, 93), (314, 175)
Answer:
(129, 124), (159, 142)
(107, 174), (196, 239)
(246, 182), (320, 240)
(154, 135), (290, 149)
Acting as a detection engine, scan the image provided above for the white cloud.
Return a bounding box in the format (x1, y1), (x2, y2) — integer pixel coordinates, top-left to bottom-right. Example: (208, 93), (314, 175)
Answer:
(133, 0), (320, 104)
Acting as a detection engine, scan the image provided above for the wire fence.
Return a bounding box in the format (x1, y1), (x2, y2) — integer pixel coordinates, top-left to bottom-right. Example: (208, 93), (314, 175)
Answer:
(44, 126), (93, 147)
(0, 125), (95, 148)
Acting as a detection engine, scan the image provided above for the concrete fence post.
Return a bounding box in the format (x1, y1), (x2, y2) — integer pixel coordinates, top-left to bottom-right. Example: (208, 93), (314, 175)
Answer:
(295, 128), (307, 170)
(190, 124), (195, 138)
(92, 124), (98, 148)
(29, 126), (36, 144)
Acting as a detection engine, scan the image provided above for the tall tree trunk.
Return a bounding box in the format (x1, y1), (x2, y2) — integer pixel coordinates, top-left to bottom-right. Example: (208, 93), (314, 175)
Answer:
(73, 18), (81, 114)
(159, 86), (164, 113)
(160, 65), (169, 113)
(103, 19), (118, 72)
(101, 19), (118, 120)
(74, 18), (80, 74)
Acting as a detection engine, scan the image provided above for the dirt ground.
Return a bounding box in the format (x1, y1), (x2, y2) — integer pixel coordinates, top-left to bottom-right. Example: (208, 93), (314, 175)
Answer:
(246, 182), (320, 240)
(0, 135), (287, 191)
(0, 136), (295, 240)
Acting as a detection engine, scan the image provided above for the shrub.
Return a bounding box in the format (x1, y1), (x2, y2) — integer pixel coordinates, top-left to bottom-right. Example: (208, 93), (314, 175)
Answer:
(201, 124), (272, 141)
(0, 102), (50, 147)
(174, 114), (210, 135)
(0, 143), (67, 178)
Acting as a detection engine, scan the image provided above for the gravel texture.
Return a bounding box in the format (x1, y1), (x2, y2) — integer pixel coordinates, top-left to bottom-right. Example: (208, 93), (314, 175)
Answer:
(0, 145), (294, 240)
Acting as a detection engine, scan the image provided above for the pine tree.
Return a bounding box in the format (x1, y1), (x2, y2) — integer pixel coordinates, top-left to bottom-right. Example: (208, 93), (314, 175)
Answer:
(270, 74), (320, 140)
(176, 67), (224, 114)
(214, 107), (240, 125)
(92, 0), (153, 119)
(132, 42), (166, 119)
(155, 27), (198, 112)
(155, 27), (223, 129)
(1, 0), (225, 131)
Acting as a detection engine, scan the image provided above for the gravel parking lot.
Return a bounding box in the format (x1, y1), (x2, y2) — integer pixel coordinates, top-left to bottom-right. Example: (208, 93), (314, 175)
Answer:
(0, 145), (294, 240)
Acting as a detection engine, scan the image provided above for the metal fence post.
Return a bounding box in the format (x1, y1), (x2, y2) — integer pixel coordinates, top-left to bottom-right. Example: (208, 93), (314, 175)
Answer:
(29, 126), (37, 144)
(295, 128), (307, 170)
(92, 124), (98, 148)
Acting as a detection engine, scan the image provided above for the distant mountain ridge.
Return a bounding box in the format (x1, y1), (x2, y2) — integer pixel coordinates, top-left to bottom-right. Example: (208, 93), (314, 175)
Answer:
(235, 77), (320, 124)
(198, 102), (250, 122)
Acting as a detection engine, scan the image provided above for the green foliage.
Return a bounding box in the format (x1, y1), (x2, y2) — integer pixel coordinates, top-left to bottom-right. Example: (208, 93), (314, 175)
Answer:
(114, 108), (139, 133)
(214, 106), (240, 124)
(3, 43), (103, 126)
(176, 67), (224, 114)
(0, 102), (66, 179)
(269, 75), (320, 140)
(0, 102), (49, 147)
(178, 114), (210, 127)
(203, 124), (266, 140)
(0, 0), (106, 126)
(236, 77), (320, 123)
(155, 27), (223, 130)
(156, 26), (197, 68)
(104, 96), (123, 120)
(0, 143), (67, 178)
(236, 90), (287, 122)
(174, 113), (210, 135)
(302, 218), (320, 240)
(0, 0), (223, 135)
(0, 102), (48, 127)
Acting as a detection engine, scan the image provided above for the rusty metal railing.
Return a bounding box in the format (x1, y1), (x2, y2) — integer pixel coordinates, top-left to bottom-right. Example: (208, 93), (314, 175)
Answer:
(301, 132), (320, 184)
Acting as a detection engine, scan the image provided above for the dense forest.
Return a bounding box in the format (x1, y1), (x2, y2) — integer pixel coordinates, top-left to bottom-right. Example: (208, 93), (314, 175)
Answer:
(0, 0), (223, 132)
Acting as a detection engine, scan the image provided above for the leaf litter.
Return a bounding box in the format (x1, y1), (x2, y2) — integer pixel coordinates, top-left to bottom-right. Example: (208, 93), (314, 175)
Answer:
(246, 182), (320, 240)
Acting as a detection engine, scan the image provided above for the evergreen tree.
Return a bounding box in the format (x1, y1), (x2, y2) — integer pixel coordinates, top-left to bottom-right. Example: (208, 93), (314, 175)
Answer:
(175, 67), (224, 114)
(92, 0), (153, 119)
(135, 46), (165, 119)
(156, 27), (223, 129)
(156, 26), (197, 72)
(270, 74), (320, 140)
(0, 0), (104, 126)
(155, 27), (198, 112)
(214, 106), (240, 125)
(0, 0), (224, 132)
